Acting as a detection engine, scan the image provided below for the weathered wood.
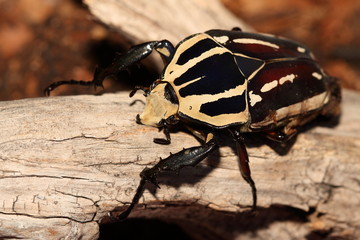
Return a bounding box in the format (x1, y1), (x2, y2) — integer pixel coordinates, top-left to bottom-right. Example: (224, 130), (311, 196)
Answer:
(0, 89), (359, 239)
(1, 0), (359, 239)
(83, 0), (252, 44)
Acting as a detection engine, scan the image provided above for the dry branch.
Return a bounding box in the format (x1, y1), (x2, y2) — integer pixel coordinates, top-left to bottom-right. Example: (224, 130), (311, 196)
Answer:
(0, 90), (359, 239)
(83, 0), (253, 44)
(1, 0), (359, 239)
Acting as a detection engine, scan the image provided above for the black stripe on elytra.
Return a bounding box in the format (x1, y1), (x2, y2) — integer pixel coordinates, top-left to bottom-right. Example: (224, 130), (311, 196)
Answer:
(199, 93), (247, 117)
(176, 38), (219, 66)
(176, 52), (245, 97)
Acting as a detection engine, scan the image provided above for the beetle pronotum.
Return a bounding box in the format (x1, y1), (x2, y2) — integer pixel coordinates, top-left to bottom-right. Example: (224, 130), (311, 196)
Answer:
(45, 28), (341, 219)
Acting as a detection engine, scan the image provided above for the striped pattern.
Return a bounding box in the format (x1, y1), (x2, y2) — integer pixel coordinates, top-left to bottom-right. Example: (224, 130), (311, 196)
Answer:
(162, 33), (257, 127)
(158, 29), (330, 130)
(206, 29), (313, 60)
(248, 59), (330, 126)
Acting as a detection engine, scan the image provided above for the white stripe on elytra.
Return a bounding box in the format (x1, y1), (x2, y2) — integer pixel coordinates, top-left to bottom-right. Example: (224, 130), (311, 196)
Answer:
(260, 74), (296, 92)
(213, 36), (230, 44)
(176, 83), (249, 126)
(165, 46), (227, 81)
(170, 33), (220, 65)
(251, 91), (329, 128)
(260, 80), (278, 93)
(297, 46), (306, 53)
(249, 90), (262, 107)
(233, 38), (280, 49)
(312, 72), (322, 80)
(181, 83), (247, 110)
(279, 73), (296, 85)
(273, 92), (328, 120)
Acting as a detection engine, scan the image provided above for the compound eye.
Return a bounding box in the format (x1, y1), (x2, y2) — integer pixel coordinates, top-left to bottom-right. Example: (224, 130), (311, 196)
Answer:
(164, 84), (178, 104)
(149, 81), (160, 91)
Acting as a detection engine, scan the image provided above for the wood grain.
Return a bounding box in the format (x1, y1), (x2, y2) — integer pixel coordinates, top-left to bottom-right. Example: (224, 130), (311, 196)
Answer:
(83, 0), (252, 44)
(1, 0), (359, 239)
(0, 89), (359, 239)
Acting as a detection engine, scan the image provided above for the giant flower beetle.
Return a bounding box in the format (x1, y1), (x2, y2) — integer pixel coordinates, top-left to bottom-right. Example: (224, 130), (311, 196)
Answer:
(45, 28), (341, 219)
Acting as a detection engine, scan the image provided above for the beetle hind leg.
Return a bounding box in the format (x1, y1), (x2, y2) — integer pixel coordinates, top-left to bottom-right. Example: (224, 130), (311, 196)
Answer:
(237, 140), (257, 210)
(229, 129), (257, 210)
(264, 128), (298, 143)
(117, 137), (218, 220)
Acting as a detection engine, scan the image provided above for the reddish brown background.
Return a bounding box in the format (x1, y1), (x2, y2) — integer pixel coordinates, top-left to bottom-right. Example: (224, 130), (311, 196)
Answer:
(0, 0), (359, 101)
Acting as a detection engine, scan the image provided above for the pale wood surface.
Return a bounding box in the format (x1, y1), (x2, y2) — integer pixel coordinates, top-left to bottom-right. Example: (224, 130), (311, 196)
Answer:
(83, 0), (252, 44)
(0, 89), (359, 239)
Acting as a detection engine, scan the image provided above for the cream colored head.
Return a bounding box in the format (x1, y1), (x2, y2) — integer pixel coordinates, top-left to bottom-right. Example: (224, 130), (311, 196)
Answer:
(137, 83), (179, 127)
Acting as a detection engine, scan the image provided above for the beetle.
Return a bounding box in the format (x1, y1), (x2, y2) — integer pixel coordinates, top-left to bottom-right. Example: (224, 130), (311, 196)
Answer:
(44, 28), (341, 219)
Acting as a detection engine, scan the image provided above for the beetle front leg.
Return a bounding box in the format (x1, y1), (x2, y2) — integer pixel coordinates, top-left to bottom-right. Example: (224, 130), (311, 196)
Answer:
(153, 125), (171, 145)
(152, 115), (180, 145)
(229, 129), (257, 210)
(44, 40), (175, 95)
(117, 138), (218, 220)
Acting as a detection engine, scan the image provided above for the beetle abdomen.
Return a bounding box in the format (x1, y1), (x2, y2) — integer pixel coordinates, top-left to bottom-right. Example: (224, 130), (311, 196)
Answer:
(248, 58), (330, 128)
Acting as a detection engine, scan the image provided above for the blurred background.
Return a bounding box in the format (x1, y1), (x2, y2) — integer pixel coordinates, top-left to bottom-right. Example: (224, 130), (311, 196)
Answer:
(0, 0), (359, 100)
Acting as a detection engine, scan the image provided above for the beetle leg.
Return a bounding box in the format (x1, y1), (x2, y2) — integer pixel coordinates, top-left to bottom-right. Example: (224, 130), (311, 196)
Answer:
(231, 27), (242, 31)
(152, 40), (175, 63)
(229, 129), (257, 210)
(43, 67), (105, 96)
(152, 116), (180, 145)
(44, 40), (175, 95)
(153, 125), (171, 145)
(185, 126), (207, 142)
(117, 136), (218, 220)
(237, 139), (257, 210)
(264, 128), (297, 143)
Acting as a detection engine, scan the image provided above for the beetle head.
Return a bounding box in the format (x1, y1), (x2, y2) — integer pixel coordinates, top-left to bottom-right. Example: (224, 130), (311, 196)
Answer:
(136, 82), (179, 127)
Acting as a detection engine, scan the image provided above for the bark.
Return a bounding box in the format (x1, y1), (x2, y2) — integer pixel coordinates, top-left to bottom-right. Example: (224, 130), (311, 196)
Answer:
(0, 90), (359, 239)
